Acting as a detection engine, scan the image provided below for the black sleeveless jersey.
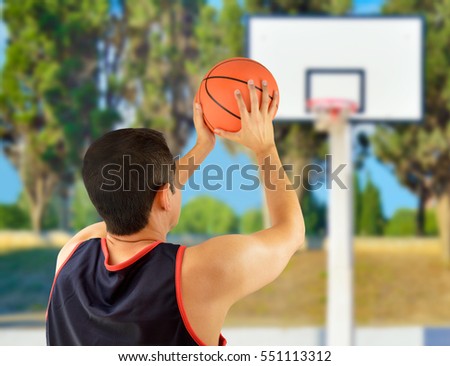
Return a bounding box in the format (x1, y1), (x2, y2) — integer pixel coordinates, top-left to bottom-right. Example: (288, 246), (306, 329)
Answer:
(46, 238), (226, 346)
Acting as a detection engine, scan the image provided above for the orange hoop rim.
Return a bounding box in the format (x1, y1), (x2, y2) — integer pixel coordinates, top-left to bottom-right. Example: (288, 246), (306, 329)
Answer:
(307, 98), (358, 118)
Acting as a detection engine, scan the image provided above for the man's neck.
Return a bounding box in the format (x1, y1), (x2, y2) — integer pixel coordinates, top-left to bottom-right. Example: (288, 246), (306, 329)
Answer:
(106, 227), (168, 245)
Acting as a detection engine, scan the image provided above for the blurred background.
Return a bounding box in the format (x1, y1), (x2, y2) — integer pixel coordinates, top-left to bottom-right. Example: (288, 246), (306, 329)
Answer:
(0, 0), (449, 346)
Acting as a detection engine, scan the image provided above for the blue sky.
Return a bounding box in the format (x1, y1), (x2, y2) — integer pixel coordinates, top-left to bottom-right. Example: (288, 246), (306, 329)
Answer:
(0, 0), (419, 218)
(353, 0), (387, 14)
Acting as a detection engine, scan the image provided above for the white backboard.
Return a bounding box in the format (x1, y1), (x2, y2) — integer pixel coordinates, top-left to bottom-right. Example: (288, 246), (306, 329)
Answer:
(247, 16), (424, 122)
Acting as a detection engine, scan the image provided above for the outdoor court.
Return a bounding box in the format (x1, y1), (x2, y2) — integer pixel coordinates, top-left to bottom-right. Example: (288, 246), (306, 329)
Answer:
(1, 4), (447, 351)
(1, 327), (449, 346)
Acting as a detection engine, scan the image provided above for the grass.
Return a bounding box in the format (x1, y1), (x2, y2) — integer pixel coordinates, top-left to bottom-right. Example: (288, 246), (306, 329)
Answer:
(225, 243), (450, 327)
(0, 247), (59, 314)
(1, 241), (449, 327)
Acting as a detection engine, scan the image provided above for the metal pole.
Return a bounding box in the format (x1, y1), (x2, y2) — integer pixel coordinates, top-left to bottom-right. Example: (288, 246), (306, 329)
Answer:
(326, 120), (354, 346)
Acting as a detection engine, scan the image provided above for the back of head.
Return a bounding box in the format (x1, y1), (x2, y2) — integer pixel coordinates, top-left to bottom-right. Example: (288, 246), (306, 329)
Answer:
(82, 128), (174, 236)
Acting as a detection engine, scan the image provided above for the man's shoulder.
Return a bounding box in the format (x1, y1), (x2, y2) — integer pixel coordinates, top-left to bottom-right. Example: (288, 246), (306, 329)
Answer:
(55, 222), (106, 272)
(182, 234), (248, 280)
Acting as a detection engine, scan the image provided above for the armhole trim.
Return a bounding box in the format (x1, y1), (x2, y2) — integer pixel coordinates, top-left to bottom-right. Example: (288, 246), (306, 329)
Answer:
(175, 245), (227, 347)
(45, 240), (84, 320)
(175, 245), (227, 346)
(175, 245), (207, 346)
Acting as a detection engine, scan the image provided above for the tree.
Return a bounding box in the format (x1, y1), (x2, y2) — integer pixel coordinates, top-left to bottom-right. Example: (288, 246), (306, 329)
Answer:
(384, 209), (416, 237)
(71, 178), (100, 231)
(0, 204), (30, 230)
(425, 209), (439, 236)
(245, 0), (337, 14)
(41, 194), (60, 230)
(327, 0), (352, 14)
(219, 0), (244, 58)
(359, 174), (384, 236)
(385, 208), (439, 237)
(240, 209), (263, 234)
(120, 0), (245, 157)
(0, 0), (355, 234)
(0, 0), (119, 232)
(301, 189), (326, 236)
(372, 0), (450, 260)
(353, 173), (363, 234)
(172, 196), (238, 235)
(121, 0), (202, 156)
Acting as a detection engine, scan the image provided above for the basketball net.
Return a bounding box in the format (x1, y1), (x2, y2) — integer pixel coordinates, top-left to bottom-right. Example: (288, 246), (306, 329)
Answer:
(308, 98), (357, 132)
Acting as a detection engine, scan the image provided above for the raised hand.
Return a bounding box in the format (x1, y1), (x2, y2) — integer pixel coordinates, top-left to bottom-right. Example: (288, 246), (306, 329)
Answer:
(193, 100), (215, 151)
(213, 79), (279, 156)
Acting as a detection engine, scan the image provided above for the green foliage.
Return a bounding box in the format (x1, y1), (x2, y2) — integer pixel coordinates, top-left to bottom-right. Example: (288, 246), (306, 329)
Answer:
(240, 209), (263, 234)
(71, 179), (100, 231)
(123, 0), (209, 155)
(188, 1), (244, 98)
(0, 0), (119, 231)
(384, 209), (415, 236)
(172, 196), (238, 235)
(0, 204), (30, 230)
(372, 0), (450, 238)
(2, 0), (115, 164)
(219, 0), (244, 57)
(14, 190), (59, 230)
(41, 195), (60, 230)
(3, 192), (61, 230)
(327, 0), (353, 14)
(245, 0), (334, 13)
(425, 209), (439, 236)
(359, 175), (385, 236)
(191, 4), (224, 74)
(353, 173), (363, 234)
(301, 190), (326, 236)
(383, 208), (438, 237)
(0, 0), (354, 234)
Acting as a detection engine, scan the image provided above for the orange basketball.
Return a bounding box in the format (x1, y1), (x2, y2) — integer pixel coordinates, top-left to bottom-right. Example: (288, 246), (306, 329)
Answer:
(196, 57), (279, 132)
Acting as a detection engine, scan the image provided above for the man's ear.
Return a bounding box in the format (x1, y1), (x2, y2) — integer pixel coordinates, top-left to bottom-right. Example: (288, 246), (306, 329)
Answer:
(156, 183), (172, 211)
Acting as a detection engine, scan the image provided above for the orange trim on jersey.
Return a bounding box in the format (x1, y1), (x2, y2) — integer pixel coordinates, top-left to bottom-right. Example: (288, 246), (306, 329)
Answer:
(175, 245), (227, 346)
(45, 240), (85, 320)
(219, 333), (227, 346)
(101, 238), (162, 272)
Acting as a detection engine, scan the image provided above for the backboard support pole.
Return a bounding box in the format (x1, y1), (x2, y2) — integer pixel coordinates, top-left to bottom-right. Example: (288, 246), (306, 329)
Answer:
(323, 119), (354, 346)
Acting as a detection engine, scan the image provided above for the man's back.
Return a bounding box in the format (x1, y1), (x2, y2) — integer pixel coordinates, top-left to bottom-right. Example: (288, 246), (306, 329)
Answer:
(47, 238), (226, 346)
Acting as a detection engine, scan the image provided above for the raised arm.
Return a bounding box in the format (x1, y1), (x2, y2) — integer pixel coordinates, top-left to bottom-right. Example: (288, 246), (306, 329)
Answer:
(174, 101), (215, 188)
(183, 79), (305, 308)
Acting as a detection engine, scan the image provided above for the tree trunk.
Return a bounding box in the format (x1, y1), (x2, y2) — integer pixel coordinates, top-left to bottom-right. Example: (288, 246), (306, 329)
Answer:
(21, 148), (58, 235)
(437, 187), (450, 264)
(26, 174), (46, 233)
(58, 179), (74, 231)
(30, 199), (44, 233)
(416, 184), (426, 236)
(58, 189), (70, 231)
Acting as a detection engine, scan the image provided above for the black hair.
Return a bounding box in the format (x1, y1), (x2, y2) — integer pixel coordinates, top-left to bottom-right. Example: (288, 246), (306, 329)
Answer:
(82, 128), (175, 236)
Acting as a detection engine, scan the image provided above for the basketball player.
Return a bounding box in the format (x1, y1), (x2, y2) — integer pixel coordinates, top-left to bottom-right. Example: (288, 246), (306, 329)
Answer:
(46, 80), (305, 346)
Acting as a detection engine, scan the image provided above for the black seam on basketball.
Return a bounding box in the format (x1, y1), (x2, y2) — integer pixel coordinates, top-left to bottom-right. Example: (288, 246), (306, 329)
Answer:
(204, 77), (241, 120)
(203, 76), (274, 100)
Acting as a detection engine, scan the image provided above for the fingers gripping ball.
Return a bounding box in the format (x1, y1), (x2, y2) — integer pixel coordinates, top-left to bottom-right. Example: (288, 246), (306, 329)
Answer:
(196, 57), (279, 132)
